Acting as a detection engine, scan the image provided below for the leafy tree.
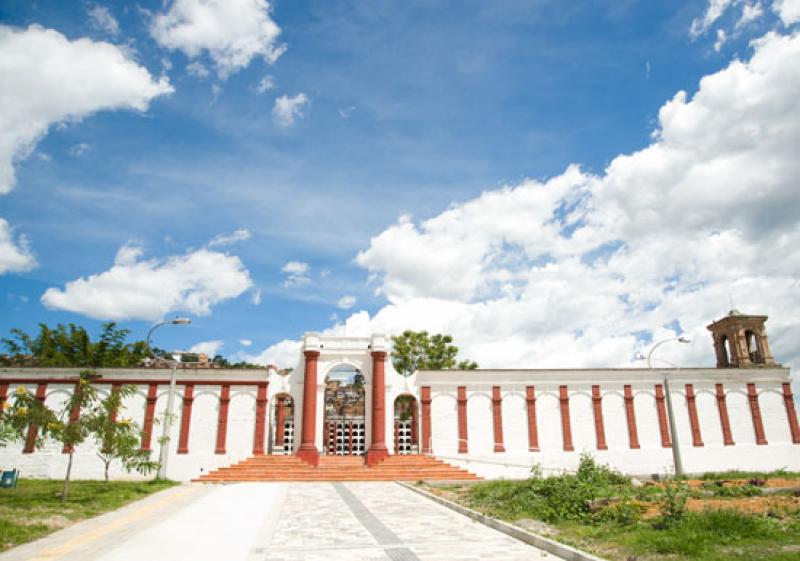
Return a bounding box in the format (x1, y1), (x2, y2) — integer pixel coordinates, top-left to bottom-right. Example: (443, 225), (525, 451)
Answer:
(90, 385), (158, 482)
(0, 385), (59, 449)
(391, 330), (478, 376)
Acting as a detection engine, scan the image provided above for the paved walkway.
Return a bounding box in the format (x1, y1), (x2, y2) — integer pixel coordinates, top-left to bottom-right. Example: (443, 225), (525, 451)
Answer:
(1, 482), (560, 561)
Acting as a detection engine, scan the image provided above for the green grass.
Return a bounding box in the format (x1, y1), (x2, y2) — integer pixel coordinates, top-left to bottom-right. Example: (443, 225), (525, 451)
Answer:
(698, 469), (800, 481)
(0, 479), (177, 551)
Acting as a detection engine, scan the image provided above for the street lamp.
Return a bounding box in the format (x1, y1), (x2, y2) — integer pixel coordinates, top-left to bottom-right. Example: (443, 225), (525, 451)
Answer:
(146, 318), (191, 480)
(645, 337), (691, 478)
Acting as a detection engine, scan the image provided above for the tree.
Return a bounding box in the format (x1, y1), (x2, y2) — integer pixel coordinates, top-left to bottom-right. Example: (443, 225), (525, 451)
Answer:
(90, 385), (158, 482)
(391, 330), (478, 376)
(0, 385), (58, 449)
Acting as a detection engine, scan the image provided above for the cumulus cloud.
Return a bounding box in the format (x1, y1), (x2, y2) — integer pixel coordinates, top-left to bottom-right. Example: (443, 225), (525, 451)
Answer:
(150, 0), (285, 79)
(41, 244), (253, 320)
(0, 218), (36, 275)
(282, 261), (310, 287)
(0, 24), (173, 193)
(87, 5), (120, 36)
(241, 338), (301, 368)
(272, 93), (309, 127)
(691, 0), (737, 37)
(737, 2), (765, 28)
(256, 75), (275, 94)
(186, 61), (209, 78)
(239, 338), (252, 347)
(774, 0), (800, 24)
(337, 295), (357, 309)
(189, 340), (223, 356)
(207, 228), (251, 247)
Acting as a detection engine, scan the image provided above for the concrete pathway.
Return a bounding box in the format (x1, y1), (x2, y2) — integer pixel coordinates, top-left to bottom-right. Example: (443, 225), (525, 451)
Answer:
(1, 482), (561, 561)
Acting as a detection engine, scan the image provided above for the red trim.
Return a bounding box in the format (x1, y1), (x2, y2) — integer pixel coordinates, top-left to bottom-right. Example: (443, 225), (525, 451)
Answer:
(525, 386), (539, 451)
(715, 383), (735, 446)
(623, 385), (640, 449)
(747, 383), (768, 445)
(23, 383), (48, 453)
(782, 383), (800, 444)
(457, 386), (468, 454)
(253, 382), (268, 455)
(421, 386), (432, 454)
(366, 350), (389, 466)
(0, 383), (8, 408)
(297, 351), (320, 466)
(685, 384), (703, 447)
(411, 400), (418, 448)
(275, 396), (285, 447)
(491, 386), (505, 453)
(215, 384), (231, 454)
(177, 384), (194, 454)
(62, 382), (82, 454)
(141, 384), (158, 451)
(559, 385), (574, 451)
(591, 385), (607, 450)
(0, 377), (268, 386)
(655, 384), (671, 447)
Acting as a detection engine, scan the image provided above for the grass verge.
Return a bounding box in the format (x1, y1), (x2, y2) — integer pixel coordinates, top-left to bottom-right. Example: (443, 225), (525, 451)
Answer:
(0, 479), (178, 551)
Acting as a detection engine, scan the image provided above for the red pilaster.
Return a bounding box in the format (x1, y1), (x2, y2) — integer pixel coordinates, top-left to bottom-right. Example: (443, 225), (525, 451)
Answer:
(685, 384), (703, 447)
(0, 383), (8, 409)
(253, 382), (268, 455)
(366, 350), (389, 466)
(782, 383), (800, 444)
(421, 386), (432, 454)
(715, 383), (735, 446)
(559, 385), (574, 451)
(141, 383), (158, 451)
(491, 386), (505, 453)
(109, 383), (122, 424)
(297, 350), (320, 466)
(655, 384), (671, 447)
(275, 396), (285, 447)
(525, 386), (539, 451)
(411, 399), (418, 448)
(62, 382), (82, 454)
(747, 383), (768, 445)
(457, 386), (468, 454)
(623, 385), (640, 449)
(591, 385), (608, 450)
(215, 384), (231, 454)
(177, 384), (194, 454)
(23, 383), (47, 453)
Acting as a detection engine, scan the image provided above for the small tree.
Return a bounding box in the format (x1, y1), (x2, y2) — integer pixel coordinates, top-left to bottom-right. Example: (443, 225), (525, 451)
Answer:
(0, 385), (59, 449)
(91, 385), (158, 482)
(391, 330), (478, 376)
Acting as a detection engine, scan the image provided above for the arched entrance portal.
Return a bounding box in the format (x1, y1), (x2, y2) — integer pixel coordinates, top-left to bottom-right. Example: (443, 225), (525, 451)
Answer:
(268, 394), (295, 455)
(323, 364), (366, 455)
(394, 395), (419, 455)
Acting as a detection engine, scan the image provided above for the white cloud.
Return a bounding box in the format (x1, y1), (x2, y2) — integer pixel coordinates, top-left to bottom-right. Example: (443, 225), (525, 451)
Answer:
(239, 338), (252, 347)
(189, 340), (223, 356)
(691, 0), (737, 37)
(251, 288), (262, 305)
(186, 61), (209, 78)
(207, 228), (251, 247)
(150, 0), (285, 79)
(41, 244), (253, 320)
(774, 0), (800, 24)
(88, 5), (120, 36)
(0, 218), (36, 275)
(337, 295), (356, 309)
(241, 338), (301, 368)
(714, 28), (728, 51)
(282, 260), (310, 287)
(0, 25), (173, 194)
(256, 74), (275, 94)
(272, 93), (309, 127)
(338, 105), (356, 119)
(68, 142), (91, 157)
(737, 2), (765, 28)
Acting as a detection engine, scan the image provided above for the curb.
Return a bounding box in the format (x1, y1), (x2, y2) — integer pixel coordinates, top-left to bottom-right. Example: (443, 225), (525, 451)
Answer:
(397, 482), (607, 561)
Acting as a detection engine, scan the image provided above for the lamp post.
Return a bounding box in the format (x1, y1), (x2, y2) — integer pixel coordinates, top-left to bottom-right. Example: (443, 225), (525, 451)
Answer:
(646, 337), (690, 478)
(146, 318), (191, 480)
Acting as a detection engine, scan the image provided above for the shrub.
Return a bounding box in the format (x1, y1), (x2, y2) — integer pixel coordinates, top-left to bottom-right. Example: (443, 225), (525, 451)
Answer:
(653, 480), (689, 529)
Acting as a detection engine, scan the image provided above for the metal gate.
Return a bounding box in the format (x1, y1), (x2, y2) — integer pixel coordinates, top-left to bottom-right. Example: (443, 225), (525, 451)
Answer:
(324, 418), (366, 455)
(268, 396), (295, 455)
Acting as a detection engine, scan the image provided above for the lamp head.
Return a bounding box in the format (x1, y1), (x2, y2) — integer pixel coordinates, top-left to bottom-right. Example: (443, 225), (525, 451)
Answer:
(170, 317), (191, 325)
(678, 337), (691, 344)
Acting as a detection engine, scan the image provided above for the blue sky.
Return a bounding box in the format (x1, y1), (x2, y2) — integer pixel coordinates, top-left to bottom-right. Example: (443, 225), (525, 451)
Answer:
(1, 0), (799, 373)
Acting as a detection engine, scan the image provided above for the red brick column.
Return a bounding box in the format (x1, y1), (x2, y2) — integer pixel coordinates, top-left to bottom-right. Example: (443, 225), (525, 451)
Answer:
(491, 386), (505, 453)
(457, 386), (468, 454)
(525, 386), (539, 451)
(23, 383), (47, 453)
(177, 384), (194, 454)
(591, 385), (607, 450)
(411, 399), (419, 448)
(559, 385), (574, 451)
(747, 383), (768, 445)
(253, 382), (268, 455)
(421, 386), (432, 454)
(141, 383), (158, 451)
(0, 383), (7, 407)
(62, 382), (82, 454)
(623, 385), (640, 449)
(685, 384), (703, 447)
(275, 396), (285, 447)
(782, 383), (800, 444)
(215, 384), (231, 454)
(297, 350), (320, 465)
(655, 384), (671, 447)
(715, 383), (735, 446)
(367, 350), (389, 466)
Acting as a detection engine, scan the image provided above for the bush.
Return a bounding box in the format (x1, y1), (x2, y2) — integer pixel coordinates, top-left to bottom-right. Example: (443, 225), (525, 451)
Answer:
(653, 480), (689, 529)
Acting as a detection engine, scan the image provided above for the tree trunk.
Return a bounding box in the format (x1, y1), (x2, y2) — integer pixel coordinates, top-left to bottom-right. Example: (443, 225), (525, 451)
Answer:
(62, 452), (74, 501)
(104, 460), (110, 483)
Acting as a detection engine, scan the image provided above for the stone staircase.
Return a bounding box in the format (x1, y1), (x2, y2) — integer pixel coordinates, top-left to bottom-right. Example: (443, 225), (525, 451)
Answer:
(194, 454), (481, 482)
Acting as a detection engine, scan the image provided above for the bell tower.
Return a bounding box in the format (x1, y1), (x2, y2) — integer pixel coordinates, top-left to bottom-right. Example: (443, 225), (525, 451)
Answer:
(707, 310), (778, 368)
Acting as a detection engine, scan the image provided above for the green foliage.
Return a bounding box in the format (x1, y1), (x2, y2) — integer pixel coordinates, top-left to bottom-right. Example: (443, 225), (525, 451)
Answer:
(699, 481), (763, 497)
(699, 469), (800, 480)
(391, 330), (478, 376)
(653, 480), (690, 529)
(0, 384), (59, 449)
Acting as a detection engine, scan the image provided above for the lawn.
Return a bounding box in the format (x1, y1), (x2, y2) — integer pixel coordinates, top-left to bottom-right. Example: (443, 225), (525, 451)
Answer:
(0, 479), (178, 551)
(421, 457), (800, 561)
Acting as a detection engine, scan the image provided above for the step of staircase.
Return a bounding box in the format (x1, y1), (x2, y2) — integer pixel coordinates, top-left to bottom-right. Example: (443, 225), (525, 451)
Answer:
(194, 454), (480, 482)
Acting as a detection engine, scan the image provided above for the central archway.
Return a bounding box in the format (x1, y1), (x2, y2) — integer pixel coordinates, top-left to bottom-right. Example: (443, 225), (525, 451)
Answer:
(323, 364), (366, 455)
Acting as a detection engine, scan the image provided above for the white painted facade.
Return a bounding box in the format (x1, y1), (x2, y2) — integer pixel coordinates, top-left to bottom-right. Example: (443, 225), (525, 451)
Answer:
(1, 333), (798, 481)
